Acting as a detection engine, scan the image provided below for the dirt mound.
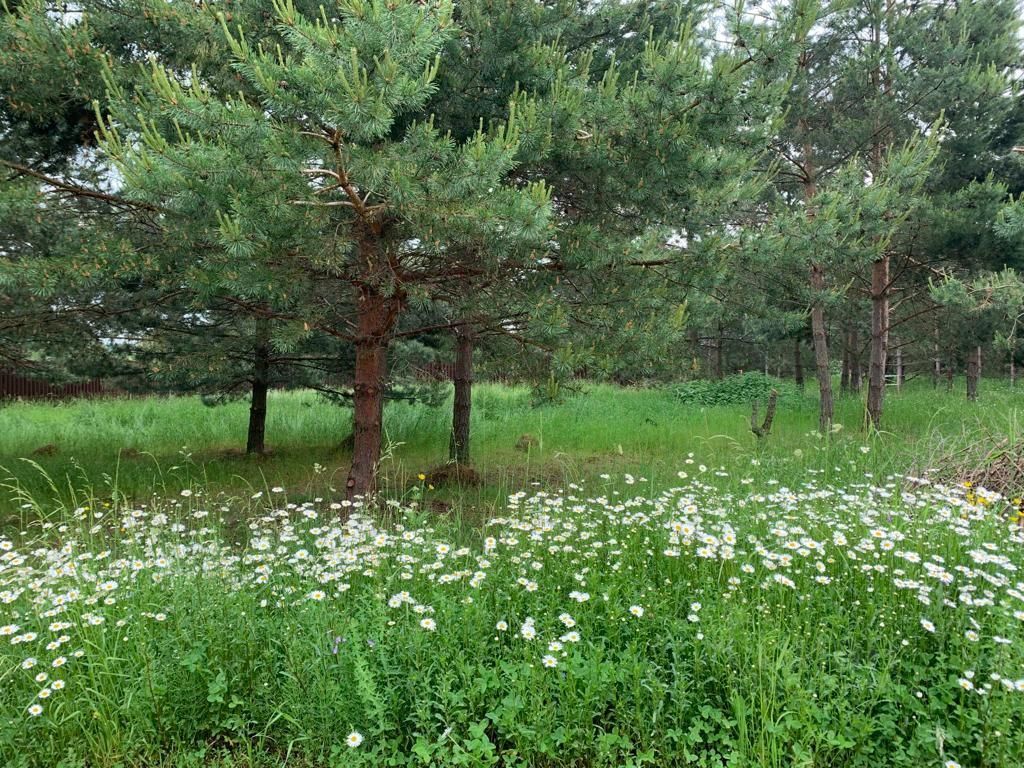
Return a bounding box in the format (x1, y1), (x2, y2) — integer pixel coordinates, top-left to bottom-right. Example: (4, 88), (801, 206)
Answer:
(515, 434), (539, 452)
(424, 464), (481, 487)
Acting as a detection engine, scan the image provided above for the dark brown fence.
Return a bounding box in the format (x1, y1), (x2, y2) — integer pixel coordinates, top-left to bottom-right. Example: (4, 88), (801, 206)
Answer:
(0, 370), (107, 401)
(415, 361), (457, 381)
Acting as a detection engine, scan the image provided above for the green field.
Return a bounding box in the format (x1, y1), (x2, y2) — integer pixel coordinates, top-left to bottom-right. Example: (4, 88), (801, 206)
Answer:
(2, 382), (1024, 767)
(1, 380), (1021, 520)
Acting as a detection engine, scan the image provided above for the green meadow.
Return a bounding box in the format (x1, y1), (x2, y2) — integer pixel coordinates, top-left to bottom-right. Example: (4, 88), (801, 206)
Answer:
(1, 380), (1020, 519)
(2, 382), (1024, 768)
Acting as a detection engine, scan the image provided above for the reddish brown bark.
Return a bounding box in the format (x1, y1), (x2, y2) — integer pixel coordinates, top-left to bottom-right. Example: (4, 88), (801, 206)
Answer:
(449, 326), (474, 464)
(345, 283), (401, 500)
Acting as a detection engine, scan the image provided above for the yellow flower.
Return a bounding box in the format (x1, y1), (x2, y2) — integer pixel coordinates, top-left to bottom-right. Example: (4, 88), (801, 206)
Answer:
(417, 473), (426, 481)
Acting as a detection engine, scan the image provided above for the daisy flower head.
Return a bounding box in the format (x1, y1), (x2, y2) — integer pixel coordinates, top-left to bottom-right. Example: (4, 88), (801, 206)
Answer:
(541, 654), (558, 668)
(346, 731), (364, 748)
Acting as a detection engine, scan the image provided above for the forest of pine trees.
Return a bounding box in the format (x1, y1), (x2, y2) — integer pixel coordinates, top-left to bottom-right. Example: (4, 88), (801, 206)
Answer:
(2, 0), (1024, 494)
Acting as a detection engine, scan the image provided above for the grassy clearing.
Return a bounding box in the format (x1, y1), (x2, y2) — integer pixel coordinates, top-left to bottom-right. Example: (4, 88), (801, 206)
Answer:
(1, 457), (1023, 767)
(1, 382), (1024, 766)
(1, 380), (1021, 520)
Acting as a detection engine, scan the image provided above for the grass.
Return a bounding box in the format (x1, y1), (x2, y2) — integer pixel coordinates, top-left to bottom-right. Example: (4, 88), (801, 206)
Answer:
(1, 379), (1021, 521)
(1, 380), (1023, 767)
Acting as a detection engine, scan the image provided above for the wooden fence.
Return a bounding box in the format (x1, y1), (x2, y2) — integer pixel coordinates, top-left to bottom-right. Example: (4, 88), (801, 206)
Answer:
(415, 361), (457, 381)
(0, 370), (107, 401)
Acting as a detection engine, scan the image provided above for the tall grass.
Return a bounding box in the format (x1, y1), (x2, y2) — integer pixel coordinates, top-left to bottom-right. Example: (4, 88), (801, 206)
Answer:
(1, 457), (1022, 767)
(2, 380), (1023, 766)
(1, 380), (1021, 519)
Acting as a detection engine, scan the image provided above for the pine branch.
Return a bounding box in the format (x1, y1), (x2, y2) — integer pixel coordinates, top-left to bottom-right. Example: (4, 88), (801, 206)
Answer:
(1, 159), (164, 213)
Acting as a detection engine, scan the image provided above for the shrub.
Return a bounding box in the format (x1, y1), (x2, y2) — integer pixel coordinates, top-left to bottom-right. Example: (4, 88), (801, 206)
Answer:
(673, 372), (803, 407)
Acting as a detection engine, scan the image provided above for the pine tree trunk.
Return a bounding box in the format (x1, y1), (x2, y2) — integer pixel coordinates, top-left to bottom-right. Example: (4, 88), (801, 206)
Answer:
(449, 326), (474, 464)
(810, 263), (833, 433)
(866, 256), (889, 429)
(865, 6), (894, 429)
(346, 285), (398, 500)
(840, 327), (851, 394)
(967, 345), (981, 401)
(687, 327), (701, 376)
(712, 324), (724, 380)
(802, 130), (832, 431)
(793, 337), (804, 390)
(246, 319), (271, 455)
(895, 344), (903, 390)
(849, 327), (861, 393)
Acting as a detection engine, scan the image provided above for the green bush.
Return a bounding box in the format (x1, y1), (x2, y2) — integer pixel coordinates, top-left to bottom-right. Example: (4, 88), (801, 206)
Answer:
(673, 372), (804, 407)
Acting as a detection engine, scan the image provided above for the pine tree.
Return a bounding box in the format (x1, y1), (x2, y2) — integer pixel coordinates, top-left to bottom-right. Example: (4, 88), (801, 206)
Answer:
(93, 0), (552, 497)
